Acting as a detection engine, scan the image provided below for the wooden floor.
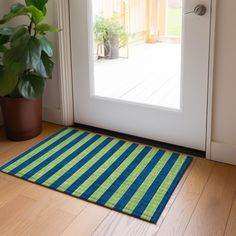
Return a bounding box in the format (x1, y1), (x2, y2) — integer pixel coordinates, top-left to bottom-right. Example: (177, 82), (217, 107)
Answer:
(0, 123), (236, 236)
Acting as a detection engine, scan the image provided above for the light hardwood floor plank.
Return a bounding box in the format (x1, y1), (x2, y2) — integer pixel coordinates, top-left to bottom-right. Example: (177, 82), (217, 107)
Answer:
(0, 195), (36, 235)
(0, 175), (28, 208)
(61, 204), (110, 236)
(5, 204), (76, 236)
(225, 193), (236, 236)
(184, 163), (236, 236)
(0, 132), (17, 156)
(22, 182), (88, 215)
(156, 158), (214, 236)
(93, 211), (157, 236)
(16, 204), (76, 236)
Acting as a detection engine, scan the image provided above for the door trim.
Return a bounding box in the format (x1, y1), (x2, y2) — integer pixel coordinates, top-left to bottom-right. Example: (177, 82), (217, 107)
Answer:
(57, 0), (217, 156)
(206, 0), (216, 159)
(56, 0), (74, 126)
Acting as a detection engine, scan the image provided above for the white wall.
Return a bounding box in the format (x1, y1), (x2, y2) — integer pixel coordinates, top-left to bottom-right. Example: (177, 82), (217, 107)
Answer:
(0, 0), (62, 126)
(210, 0), (236, 164)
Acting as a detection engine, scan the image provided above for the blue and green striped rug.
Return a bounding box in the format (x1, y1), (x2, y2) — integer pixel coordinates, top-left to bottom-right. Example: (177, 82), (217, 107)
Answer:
(0, 128), (192, 223)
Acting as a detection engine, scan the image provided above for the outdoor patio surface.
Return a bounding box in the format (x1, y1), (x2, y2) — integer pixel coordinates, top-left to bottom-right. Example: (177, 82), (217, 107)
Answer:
(94, 42), (181, 110)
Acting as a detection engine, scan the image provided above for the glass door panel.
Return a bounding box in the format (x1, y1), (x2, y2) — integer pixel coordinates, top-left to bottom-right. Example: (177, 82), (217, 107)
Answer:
(92, 0), (183, 110)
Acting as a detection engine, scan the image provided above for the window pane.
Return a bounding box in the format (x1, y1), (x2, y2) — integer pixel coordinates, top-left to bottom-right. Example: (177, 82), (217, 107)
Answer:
(92, 0), (182, 109)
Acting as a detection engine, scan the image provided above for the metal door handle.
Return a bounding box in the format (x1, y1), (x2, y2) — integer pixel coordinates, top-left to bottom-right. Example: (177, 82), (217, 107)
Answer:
(185, 4), (207, 16)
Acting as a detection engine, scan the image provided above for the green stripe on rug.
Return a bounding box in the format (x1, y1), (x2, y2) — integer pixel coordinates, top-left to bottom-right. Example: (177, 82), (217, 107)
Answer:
(119, 151), (173, 214)
(2, 128), (72, 172)
(15, 131), (87, 178)
(71, 142), (135, 196)
(74, 144), (144, 198)
(89, 148), (158, 203)
(28, 133), (97, 181)
(56, 139), (122, 192)
(43, 136), (107, 187)
(141, 155), (187, 221)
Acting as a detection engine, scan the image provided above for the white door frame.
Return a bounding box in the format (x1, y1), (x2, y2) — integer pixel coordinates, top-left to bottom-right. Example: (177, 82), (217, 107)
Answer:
(205, 0), (216, 159)
(56, 0), (74, 126)
(56, 0), (217, 158)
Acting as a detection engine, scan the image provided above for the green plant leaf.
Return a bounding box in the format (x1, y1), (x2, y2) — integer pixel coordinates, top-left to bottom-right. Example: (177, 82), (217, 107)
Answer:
(36, 51), (54, 78)
(0, 3), (44, 25)
(17, 72), (45, 99)
(25, 0), (48, 11)
(0, 35), (10, 45)
(3, 47), (24, 75)
(41, 51), (54, 77)
(0, 45), (7, 52)
(25, 0), (48, 16)
(11, 3), (25, 13)
(94, 14), (129, 48)
(0, 27), (17, 35)
(10, 26), (30, 48)
(36, 23), (59, 34)
(0, 4), (28, 24)
(26, 5), (44, 24)
(3, 37), (41, 75)
(39, 36), (53, 57)
(0, 69), (18, 96)
(42, 7), (47, 16)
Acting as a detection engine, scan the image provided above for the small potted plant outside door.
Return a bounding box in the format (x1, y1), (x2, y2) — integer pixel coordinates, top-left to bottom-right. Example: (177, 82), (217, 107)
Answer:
(94, 14), (129, 59)
(0, 0), (59, 141)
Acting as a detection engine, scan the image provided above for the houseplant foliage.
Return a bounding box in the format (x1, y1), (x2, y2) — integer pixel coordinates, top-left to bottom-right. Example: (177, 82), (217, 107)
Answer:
(0, 0), (59, 140)
(0, 0), (59, 99)
(94, 13), (129, 59)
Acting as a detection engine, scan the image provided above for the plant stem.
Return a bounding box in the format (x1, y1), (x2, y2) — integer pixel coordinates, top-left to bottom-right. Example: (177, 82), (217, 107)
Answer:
(28, 18), (33, 35)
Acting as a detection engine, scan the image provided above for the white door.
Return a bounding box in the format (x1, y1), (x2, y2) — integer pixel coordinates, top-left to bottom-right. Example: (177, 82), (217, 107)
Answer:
(70, 0), (212, 151)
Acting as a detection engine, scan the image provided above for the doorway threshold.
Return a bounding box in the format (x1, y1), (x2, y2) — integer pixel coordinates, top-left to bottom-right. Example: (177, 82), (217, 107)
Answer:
(74, 123), (206, 158)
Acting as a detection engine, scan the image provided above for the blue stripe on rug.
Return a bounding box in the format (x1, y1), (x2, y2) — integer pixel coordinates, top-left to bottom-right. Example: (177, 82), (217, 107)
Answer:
(65, 140), (126, 195)
(8, 130), (77, 175)
(79, 143), (140, 200)
(131, 153), (180, 218)
(50, 137), (113, 189)
(113, 149), (165, 210)
(22, 132), (91, 180)
(0, 128), (67, 171)
(35, 134), (102, 184)
(96, 146), (152, 205)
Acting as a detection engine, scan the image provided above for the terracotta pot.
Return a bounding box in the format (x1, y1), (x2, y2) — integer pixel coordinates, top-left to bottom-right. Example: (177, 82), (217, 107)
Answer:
(0, 97), (42, 141)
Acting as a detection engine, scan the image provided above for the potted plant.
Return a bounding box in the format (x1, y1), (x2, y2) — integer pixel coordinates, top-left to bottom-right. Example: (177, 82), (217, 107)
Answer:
(94, 13), (129, 59)
(0, 0), (59, 141)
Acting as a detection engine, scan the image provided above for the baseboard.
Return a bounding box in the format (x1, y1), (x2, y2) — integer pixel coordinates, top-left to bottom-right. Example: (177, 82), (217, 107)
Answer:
(43, 107), (63, 125)
(211, 141), (236, 165)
